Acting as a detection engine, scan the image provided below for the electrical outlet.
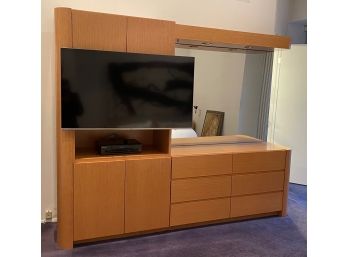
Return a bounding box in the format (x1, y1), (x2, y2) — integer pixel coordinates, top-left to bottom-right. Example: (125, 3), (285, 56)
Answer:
(45, 210), (53, 221)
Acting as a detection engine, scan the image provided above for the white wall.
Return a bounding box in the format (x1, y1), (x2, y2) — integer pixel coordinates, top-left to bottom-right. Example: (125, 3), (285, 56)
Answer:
(176, 48), (246, 135)
(42, 0), (281, 220)
(289, 0), (307, 22)
(288, 0), (307, 44)
(274, 0), (290, 35)
(268, 45), (307, 185)
(287, 22), (307, 44)
(274, 0), (307, 38)
(238, 52), (267, 137)
(42, 0), (279, 34)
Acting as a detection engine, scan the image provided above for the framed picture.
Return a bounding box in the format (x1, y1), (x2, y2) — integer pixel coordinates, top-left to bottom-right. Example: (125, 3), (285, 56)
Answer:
(201, 110), (224, 136)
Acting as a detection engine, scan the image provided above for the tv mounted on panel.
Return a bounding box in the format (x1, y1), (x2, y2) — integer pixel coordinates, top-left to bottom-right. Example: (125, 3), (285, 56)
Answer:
(60, 48), (195, 129)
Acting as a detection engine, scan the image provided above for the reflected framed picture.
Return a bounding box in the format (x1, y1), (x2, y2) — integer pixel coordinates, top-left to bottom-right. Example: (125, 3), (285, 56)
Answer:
(201, 110), (224, 136)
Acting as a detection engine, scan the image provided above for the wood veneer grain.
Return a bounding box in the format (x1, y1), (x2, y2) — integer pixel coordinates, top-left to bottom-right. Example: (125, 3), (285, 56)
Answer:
(231, 171), (284, 196)
(233, 151), (286, 173)
(170, 198), (230, 226)
(171, 139), (288, 157)
(72, 10), (127, 51)
(125, 157), (171, 233)
(55, 7), (75, 249)
(127, 16), (175, 55)
(172, 154), (232, 179)
(153, 129), (171, 154)
(175, 24), (291, 49)
(74, 161), (125, 241)
(281, 150), (292, 216)
(171, 175), (231, 203)
(230, 192), (283, 217)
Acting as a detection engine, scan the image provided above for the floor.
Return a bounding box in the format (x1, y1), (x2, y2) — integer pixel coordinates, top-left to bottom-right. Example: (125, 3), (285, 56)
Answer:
(42, 183), (307, 257)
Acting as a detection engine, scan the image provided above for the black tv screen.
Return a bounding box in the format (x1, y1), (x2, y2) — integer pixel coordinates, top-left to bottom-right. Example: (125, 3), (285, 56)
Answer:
(61, 48), (194, 129)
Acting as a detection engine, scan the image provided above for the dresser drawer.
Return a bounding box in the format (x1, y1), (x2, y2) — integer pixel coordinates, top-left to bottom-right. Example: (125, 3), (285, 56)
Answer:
(171, 176), (231, 203)
(172, 154), (232, 179)
(170, 198), (230, 226)
(233, 151), (286, 173)
(230, 192), (283, 217)
(232, 171), (284, 196)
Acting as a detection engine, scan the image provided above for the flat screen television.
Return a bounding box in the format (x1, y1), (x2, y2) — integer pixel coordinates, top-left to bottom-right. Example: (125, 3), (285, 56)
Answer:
(61, 48), (195, 129)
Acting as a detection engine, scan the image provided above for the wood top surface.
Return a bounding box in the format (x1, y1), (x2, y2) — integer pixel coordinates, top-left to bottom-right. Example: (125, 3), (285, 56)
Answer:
(75, 135), (289, 161)
(175, 24), (291, 49)
(75, 147), (171, 163)
(171, 135), (289, 157)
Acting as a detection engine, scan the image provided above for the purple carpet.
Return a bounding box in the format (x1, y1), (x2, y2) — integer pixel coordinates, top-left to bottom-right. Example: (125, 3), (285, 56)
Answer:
(42, 183), (306, 257)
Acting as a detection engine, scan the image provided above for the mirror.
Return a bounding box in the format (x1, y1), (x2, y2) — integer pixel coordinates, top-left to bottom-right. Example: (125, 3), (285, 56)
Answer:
(175, 47), (272, 139)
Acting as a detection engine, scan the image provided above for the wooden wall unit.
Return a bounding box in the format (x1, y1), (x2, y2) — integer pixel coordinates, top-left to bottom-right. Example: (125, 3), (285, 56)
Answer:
(54, 7), (291, 249)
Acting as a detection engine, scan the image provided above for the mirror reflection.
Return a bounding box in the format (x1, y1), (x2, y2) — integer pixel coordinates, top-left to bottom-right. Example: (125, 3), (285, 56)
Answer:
(174, 47), (272, 140)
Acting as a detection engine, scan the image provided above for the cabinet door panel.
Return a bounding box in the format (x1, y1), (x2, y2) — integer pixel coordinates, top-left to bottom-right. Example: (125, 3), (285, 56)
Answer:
(74, 161), (125, 241)
(72, 10), (127, 51)
(125, 157), (171, 233)
(127, 16), (175, 55)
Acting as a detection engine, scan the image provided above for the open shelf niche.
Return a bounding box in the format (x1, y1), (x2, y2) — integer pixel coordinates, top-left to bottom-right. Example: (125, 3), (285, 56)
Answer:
(74, 129), (172, 160)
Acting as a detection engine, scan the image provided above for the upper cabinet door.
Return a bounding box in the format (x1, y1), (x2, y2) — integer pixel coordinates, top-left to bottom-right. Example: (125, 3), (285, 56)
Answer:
(127, 17), (175, 55)
(72, 10), (127, 51)
(125, 157), (171, 233)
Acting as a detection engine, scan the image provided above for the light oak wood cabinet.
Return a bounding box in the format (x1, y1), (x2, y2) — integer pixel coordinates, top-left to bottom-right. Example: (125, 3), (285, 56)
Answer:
(73, 160), (125, 241)
(171, 143), (290, 227)
(55, 6), (291, 249)
(125, 157), (171, 233)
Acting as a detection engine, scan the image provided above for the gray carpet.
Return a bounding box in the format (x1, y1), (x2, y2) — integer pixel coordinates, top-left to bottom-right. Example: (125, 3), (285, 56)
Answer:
(42, 183), (307, 257)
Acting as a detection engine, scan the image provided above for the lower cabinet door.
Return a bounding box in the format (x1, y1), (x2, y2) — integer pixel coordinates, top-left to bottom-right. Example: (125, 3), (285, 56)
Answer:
(74, 160), (125, 241)
(125, 157), (171, 233)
